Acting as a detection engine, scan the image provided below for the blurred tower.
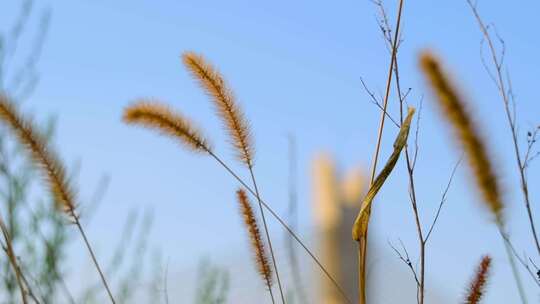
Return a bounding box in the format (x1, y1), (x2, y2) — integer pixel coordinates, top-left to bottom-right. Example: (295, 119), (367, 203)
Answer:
(312, 154), (367, 304)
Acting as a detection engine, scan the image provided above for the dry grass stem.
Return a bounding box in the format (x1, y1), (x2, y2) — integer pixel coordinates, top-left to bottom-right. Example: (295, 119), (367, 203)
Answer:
(360, 1), (405, 302)
(123, 100), (212, 153)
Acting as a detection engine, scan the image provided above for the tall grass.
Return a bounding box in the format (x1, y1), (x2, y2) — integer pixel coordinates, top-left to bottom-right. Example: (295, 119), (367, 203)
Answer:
(0, 1), (538, 303)
(0, 95), (116, 304)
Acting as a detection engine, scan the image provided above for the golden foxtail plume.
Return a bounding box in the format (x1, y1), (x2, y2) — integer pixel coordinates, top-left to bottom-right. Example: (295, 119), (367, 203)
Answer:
(0, 95), (75, 214)
(123, 100), (212, 153)
(182, 51), (254, 167)
(237, 188), (273, 290)
(464, 255), (492, 304)
(0, 95), (117, 303)
(419, 51), (503, 223)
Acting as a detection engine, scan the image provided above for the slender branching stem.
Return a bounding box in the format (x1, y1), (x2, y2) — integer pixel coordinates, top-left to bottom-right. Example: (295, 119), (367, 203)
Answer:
(360, 1), (404, 303)
(501, 232), (540, 288)
(404, 153), (424, 304)
(369, 5), (426, 300)
(391, 33), (426, 304)
(466, 0), (540, 256)
(424, 157), (462, 243)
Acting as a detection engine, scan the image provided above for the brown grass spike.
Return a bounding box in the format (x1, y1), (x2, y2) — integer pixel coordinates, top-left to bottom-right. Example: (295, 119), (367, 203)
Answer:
(123, 100), (212, 153)
(0, 95), (75, 214)
(419, 51), (503, 223)
(183, 51), (287, 303)
(464, 255), (492, 304)
(0, 94), (116, 304)
(237, 189), (275, 301)
(182, 51), (254, 166)
(123, 99), (350, 303)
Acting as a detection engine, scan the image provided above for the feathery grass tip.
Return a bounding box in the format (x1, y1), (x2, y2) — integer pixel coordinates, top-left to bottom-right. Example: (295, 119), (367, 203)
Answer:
(464, 255), (492, 304)
(419, 51), (503, 223)
(237, 188), (273, 289)
(0, 95), (75, 214)
(182, 51), (254, 166)
(123, 100), (212, 153)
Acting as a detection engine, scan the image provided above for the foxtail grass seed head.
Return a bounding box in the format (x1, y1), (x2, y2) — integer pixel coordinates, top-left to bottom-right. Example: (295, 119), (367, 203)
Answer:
(0, 95), (76, 214)
(123, 100), (212, 153)
(419, 51), (504, 223)
(464, 255), (492, 304)
(237, 188), (273, 289)
(182, 51), (254, 167)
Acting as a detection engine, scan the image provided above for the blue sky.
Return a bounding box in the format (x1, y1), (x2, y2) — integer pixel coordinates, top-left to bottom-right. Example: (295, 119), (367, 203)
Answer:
(1, 0), (540, 303)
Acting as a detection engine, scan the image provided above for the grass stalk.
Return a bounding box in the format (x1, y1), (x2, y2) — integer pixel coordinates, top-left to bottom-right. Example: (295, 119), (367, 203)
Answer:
(183, 51), (287, 303)
(0, 214), (28, 304)
(360, 1), (404, 303)
(73, 213), (116, 304)
(123, 101), (352, 304)
(0, 95), (116, 304)
(207, 151), (353, 304)
(248, 166), (286, 303)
